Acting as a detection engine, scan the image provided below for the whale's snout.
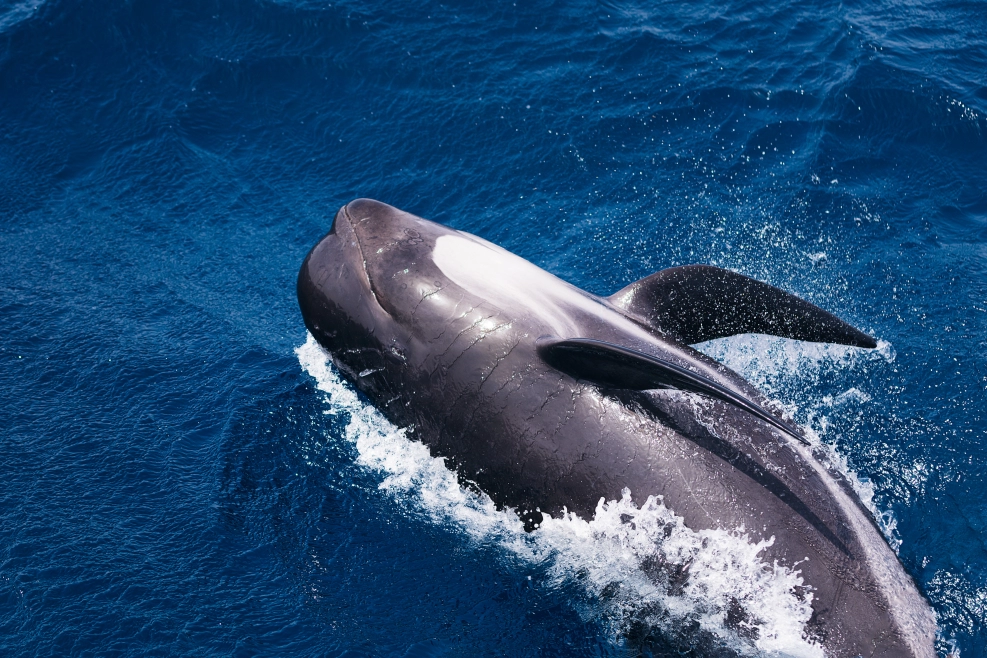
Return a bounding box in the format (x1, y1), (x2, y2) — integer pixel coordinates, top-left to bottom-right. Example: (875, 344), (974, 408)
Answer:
(342, 197), (394, 225)
(297, 198), (441, 359)
(297, 202), (381, 352)
(340, 198), (425, 251)
(313, 198), (377, 246)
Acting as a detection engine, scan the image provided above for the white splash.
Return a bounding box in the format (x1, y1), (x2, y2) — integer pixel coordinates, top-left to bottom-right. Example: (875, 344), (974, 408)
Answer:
(296, 334), (823, 657)
(696, 333), (895, 394)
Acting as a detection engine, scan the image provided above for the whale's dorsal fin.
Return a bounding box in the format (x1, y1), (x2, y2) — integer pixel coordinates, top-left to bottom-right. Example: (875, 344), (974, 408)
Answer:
(536, 337), (808, 444)
(607, 265), (877, 348)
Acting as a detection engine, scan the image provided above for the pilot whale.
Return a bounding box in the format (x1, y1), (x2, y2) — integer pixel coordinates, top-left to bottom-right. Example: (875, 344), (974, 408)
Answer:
(297, 199), (936, 657)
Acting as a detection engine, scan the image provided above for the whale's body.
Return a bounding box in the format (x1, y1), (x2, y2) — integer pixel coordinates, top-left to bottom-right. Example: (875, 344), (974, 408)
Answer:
(297, 199), (936, 657)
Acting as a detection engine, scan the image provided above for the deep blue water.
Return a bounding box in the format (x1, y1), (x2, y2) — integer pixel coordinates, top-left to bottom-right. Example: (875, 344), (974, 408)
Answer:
(2, 0), (986, 655)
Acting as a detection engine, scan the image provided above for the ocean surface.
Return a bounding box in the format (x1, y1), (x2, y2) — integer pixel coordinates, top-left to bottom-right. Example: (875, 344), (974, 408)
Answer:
(1, 0), (985, 655)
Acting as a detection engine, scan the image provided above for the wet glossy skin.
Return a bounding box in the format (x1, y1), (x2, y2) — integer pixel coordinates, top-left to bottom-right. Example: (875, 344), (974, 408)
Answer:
(297, 199), (936, 657)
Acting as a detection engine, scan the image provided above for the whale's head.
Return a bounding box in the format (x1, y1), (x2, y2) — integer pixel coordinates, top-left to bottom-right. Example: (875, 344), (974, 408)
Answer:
(297, 199), (459, 383)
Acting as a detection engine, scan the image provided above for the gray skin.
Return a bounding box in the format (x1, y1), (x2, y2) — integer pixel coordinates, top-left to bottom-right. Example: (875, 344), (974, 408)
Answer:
(297, 199), (937, 657)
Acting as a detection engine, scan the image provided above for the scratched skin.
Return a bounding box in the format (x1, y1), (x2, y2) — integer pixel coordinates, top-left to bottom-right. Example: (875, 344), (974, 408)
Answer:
(297, 199), (936, 657)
